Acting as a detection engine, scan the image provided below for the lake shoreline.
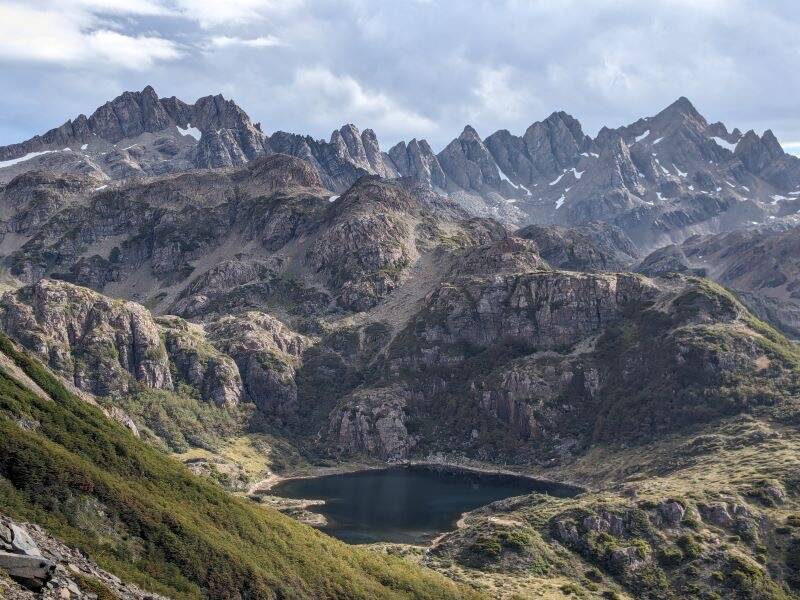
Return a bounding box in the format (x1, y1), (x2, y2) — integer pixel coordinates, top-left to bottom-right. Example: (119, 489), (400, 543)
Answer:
(257, 461), (585, 547)
(255, 459), (587, 496)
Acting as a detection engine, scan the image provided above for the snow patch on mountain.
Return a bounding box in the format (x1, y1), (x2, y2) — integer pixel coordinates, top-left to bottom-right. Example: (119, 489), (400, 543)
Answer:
(177, 125), (202, 140)
(711, 136), (737, 151)
(0, 150), (57, 169)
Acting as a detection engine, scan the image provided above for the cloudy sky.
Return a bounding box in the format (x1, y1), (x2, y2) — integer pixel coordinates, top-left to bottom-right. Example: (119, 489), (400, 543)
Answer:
(1, 0), (799, 153)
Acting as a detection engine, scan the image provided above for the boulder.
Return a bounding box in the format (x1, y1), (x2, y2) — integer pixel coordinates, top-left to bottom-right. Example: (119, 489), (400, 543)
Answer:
(0, 551), (55, 591)
(658, 501), (685, 527)
(9, 524), (40, 557)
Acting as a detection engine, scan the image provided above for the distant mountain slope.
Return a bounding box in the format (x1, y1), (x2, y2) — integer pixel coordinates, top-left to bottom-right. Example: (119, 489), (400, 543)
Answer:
(638, 224), (800, 337)
(0, 334), (481, 599)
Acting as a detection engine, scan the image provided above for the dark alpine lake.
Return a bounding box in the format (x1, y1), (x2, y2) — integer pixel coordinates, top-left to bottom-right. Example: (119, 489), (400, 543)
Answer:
(270, 465), (581, 544)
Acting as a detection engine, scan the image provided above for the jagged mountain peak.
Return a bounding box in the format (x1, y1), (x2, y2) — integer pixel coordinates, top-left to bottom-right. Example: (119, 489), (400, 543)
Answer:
(649, 96), (707, 133)
(3, 87), (800, 235)
(761, 129), (784, 153)
(458, 124), (482, 142)
(734, 128), (791, 178)
(658, 95), (702, 119)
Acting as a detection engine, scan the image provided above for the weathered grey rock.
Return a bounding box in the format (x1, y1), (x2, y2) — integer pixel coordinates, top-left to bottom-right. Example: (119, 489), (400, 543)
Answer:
(0, 523), (12, 549)
(9, 525), (40, 557)
(701, 502), (734, 528)
(451, 236), (547, 276)
(0, 552), (55, 590)
(555, 520), (580, 545)
(437, 126), (514, 197)
(205, 312), (312, 416)
(0, 513), (169, 599)
(393, 271), (658, 364)
(327, 387), (411, 460)
(159, 316), (244, 407)
(268, 124), (397, 192)
(609, 546), (645, 571)
(309, 177), (419, 310)
(484, 111), (590, 185)
(388, 139), (446, 189)
(637, 225), (800, 337)
(560, 136), (646, 225)
(582, 515), (609, 533)
(658, 501), (685, 527)
(516, 223), (638, 271)
(105, 406), (140, 437)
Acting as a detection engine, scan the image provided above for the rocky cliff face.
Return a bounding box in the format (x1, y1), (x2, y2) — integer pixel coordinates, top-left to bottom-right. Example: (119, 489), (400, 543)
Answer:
(158, 316), (243, 407)
(0, 279), (172, 396)
(484, 111), (591, 185)
(323, 271), (796, 463)
(437, 126), (512, 196)
(269, 124), (399, 192)
(388, 138), (447, 189)
(205, 311), (312, 417)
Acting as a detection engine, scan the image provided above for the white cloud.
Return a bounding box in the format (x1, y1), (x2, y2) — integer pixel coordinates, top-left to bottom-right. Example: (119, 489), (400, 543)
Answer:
(67, 0), (170, 16)
(782, 142), (800, 157)
(210, 35), (284, 49)
(86, 30), (182, 69)
(0, 3), (181, 69)
(2, 0), (800, 150)
(287, 67), (437, 139)
(471, 65), (541, 126)
(171, 0), (303, 28)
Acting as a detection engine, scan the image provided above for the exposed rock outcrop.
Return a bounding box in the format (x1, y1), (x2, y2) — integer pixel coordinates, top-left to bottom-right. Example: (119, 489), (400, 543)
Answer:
(158, 316), (243, 406)
(0, 279), (172, 396)
(0, 514), (167, 599)
(205, 312), (312, 416)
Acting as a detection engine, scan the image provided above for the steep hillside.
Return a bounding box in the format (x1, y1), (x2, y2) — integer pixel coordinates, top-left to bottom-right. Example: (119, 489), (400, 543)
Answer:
(324, 272), (800, 464)
(0, 334), (481, 599)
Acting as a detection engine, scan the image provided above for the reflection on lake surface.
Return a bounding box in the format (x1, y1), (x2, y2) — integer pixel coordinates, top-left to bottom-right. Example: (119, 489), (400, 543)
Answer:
(271, 465), (581, 544)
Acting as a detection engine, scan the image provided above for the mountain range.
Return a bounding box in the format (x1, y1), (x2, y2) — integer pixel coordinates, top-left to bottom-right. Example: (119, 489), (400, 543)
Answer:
(3, 87), (799, 252)
(1, 87), (800, 599)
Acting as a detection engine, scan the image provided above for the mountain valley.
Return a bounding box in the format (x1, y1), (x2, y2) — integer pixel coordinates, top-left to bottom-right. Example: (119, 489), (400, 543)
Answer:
(0, 87), (799, 599)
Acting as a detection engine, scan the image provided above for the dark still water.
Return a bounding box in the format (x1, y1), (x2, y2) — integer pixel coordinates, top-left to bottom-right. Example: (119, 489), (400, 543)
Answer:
(271, 465), (580, 544)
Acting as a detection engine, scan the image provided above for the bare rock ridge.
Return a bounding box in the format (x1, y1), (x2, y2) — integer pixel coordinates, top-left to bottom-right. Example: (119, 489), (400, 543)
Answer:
(0, 87), (399, 193)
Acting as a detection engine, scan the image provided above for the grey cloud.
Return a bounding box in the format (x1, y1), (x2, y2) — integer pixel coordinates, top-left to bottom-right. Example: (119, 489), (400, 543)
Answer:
(1, 0), (799, 151)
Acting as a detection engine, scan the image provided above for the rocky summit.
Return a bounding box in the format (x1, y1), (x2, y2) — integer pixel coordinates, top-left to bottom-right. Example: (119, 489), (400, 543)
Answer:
(0, 87), (800, 600)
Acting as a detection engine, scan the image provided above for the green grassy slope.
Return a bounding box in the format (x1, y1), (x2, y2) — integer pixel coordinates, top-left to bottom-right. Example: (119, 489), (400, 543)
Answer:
(0, 335), (483, 600)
